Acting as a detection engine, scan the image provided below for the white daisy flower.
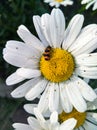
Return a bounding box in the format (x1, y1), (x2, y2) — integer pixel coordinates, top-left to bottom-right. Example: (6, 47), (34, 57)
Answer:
(21, 89), (97, 130)
(44, 0), (73, 8)
(81, 0), (97, 11)
(12, 108), (77, 130)
(3, 8), (97, 113)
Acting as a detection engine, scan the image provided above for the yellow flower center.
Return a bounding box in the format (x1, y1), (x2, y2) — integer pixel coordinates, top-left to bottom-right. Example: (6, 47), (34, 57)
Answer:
(58, 109), (86, 128)
(55, 0), (63, 2)
(40, 47), (75, 83)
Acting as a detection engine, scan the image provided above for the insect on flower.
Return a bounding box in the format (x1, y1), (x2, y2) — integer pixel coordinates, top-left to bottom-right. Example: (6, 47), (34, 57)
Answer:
(43, 46), (52, 60)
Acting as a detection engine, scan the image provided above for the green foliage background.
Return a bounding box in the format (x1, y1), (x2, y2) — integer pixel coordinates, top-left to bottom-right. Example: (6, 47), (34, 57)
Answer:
(0, 0), (97, 130)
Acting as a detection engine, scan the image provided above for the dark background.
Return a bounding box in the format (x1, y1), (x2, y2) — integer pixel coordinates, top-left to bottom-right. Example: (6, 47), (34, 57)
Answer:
(0, 0), (97, 130)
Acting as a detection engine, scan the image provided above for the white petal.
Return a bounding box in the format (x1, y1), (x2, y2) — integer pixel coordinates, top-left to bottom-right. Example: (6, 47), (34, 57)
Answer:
(3, 51), (27, 68)
(83, 120), (97, 130)
(81, 0), (91, 4)
(72, 76), (97, 101)
(12, 123), (32, 130)
(59, 82), (73, 113)
(50, 118), (59, 130)
(78, 126), (85, 130)
(17, 25), (45, 51)
(70, 24), (97, 55)
(6, 72), (25, 85)
(41, 13), (52, 46)
(91, 113), (97, 122)
(61, 0), (73, 6)
(60, 118), (77, 130)
(11, 78), (40, 98)
(63, 14), (84, 50)
(34, 108), (46, 123)
(73, 38), (97, 56)
(5, 40), (40, 58)
(93, 2), (97, 10)
(69, 24), (97, 50)
(50, 8), (65, 48)
(65, 79), (87, 112)
(38, 83), (49, 113)
(27, 117), (41, 129)
(86, 1), (95, 10)
(50, 111), (58, 124)
(25, 79), (48, 101)
(87, 88), (97, 110)
(33, 16), (49, 47)
(3, 40), (40, 69)
(87, 112), (97, 123)
(16, 68), (41, 79)
(75, 66), (97, 79)
(49, 83), (59, 112)
(24, 104), (50, 118)
(3, 50), (39, 69)
(75, 53), (97, 66)
(24, 104), (37, 114)
(57, 101), (63, 114)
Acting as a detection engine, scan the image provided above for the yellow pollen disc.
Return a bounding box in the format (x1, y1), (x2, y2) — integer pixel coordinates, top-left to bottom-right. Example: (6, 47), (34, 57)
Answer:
(55, 0), (63, 2)
(58, 109), (86, 128)
(40, 48), (75, 83)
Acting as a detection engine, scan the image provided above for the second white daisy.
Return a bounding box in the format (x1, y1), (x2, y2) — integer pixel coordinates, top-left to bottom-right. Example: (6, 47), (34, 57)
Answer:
(24, 89), (97, 130)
